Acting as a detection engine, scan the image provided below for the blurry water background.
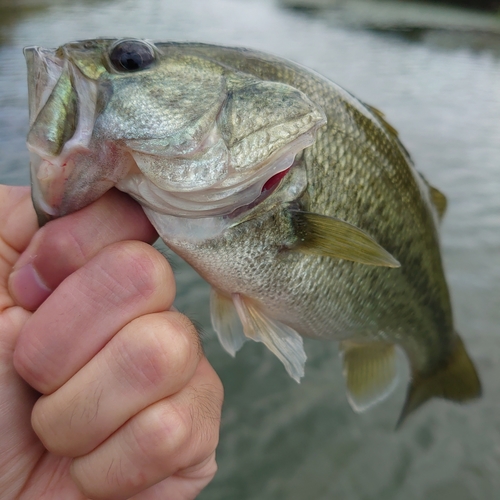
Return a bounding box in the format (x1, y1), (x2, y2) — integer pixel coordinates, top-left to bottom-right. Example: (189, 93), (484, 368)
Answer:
(1, 0), (499, 498)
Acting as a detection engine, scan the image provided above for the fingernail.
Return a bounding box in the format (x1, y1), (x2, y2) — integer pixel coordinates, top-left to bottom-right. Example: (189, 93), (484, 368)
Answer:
(9, 263), (52, 311)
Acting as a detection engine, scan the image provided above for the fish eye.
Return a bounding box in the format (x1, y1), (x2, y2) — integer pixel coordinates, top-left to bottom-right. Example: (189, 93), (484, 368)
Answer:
(109, 39), (155, 72)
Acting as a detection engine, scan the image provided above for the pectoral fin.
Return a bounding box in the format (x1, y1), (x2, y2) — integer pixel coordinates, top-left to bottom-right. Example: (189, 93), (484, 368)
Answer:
(340, 341), (399, 412)
(291, 211), (400, 268)
(210, 288), (247, 356)
(397, 333), (481, 428)
(232, 294), (306, 382)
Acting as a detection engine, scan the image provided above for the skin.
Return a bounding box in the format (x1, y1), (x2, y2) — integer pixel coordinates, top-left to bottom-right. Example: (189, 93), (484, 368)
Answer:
(0, 185), (223, 500)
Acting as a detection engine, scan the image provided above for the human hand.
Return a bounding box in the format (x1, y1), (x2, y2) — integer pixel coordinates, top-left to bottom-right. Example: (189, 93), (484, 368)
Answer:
(0, 186), (223, 500)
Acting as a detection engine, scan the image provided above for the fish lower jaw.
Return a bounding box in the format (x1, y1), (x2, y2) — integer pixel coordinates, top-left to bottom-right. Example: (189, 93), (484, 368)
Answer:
(118, 125), (316, 218)
(127, 165), (308, 244)
(116, 161), (290, 220)
(116, 163), (292, 221)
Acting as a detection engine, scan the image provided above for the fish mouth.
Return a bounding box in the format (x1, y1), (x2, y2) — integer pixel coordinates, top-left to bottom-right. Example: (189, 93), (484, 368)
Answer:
(225, 166), (293, 219)
(115, 129), (314, 219)
(26, 39), (326, 225)
(28, 119), (313, 224)
(25, 45), (124, 224)
(28, 110), (313, 224)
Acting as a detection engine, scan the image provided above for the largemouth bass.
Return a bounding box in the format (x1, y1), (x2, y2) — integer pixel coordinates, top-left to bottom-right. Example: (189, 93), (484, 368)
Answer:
(24, 38), (481, 424)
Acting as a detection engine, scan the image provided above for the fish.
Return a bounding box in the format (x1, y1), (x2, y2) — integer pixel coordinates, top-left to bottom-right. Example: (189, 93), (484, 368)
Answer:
(24, 38), (481, 424)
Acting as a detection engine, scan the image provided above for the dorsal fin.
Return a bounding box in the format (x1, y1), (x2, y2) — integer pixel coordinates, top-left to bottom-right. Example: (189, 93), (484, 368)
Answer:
(364, 102), (415, 161)
(417, 172), (448, 222)
(364, 103), (400, 140)
(429, 185), (447, 221)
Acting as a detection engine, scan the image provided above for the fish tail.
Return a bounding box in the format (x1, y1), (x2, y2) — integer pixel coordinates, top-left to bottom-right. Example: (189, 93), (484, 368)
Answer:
(397, 332), (481, 428)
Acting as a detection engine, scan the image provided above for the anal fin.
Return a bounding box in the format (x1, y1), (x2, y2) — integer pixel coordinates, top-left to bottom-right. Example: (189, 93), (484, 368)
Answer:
(210, 288), (247, 356)
(340, 341), (399, 412)
(232, 294), (306, 382)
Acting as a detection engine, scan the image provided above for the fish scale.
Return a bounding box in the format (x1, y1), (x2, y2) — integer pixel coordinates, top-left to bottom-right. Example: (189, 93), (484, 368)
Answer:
(24, 39), (480, 424)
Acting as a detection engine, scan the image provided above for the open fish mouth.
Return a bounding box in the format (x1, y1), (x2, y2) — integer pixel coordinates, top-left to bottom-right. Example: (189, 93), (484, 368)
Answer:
(25, 39), (326, 224)
(115, 130), (314, 219)
(28, 119), (316, 221)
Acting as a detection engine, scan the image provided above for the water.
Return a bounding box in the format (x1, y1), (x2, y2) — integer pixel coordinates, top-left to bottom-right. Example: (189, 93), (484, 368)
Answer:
(1, 0), (499, 498)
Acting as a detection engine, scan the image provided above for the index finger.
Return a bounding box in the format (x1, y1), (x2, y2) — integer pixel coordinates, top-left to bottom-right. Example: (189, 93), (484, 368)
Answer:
(8, 188), (158, 311)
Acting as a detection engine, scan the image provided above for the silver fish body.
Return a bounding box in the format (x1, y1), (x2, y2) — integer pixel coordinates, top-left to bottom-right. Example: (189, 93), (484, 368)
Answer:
(25, 39), (481, 423)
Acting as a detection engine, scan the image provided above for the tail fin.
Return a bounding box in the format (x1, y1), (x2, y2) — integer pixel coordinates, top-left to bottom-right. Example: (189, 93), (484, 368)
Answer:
(397, 333), (481, 428)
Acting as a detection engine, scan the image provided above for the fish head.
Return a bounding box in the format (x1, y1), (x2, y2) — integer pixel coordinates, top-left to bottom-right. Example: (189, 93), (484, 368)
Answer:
(25, 38), (326, 225)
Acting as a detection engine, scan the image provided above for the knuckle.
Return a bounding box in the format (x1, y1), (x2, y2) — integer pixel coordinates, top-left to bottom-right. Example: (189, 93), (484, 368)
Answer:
(113, 312), (200, 394)
(31, 397), (67, 455)
(199, 453), (218, 482)
(31, 386), (103, 458)
(41, 223), (87, 266)
(166, 312), (203, 361)
(114, 324), (174, 394)
(13, 336), (52, 393)
(206, 453), (219, 478)
(180, 452), (219, 484)
(133, 403), (192, 461)
(96, 242), (174, 305)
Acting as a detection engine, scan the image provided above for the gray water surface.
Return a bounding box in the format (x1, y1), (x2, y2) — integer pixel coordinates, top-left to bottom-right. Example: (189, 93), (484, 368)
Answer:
(1, 1), (499, 499)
